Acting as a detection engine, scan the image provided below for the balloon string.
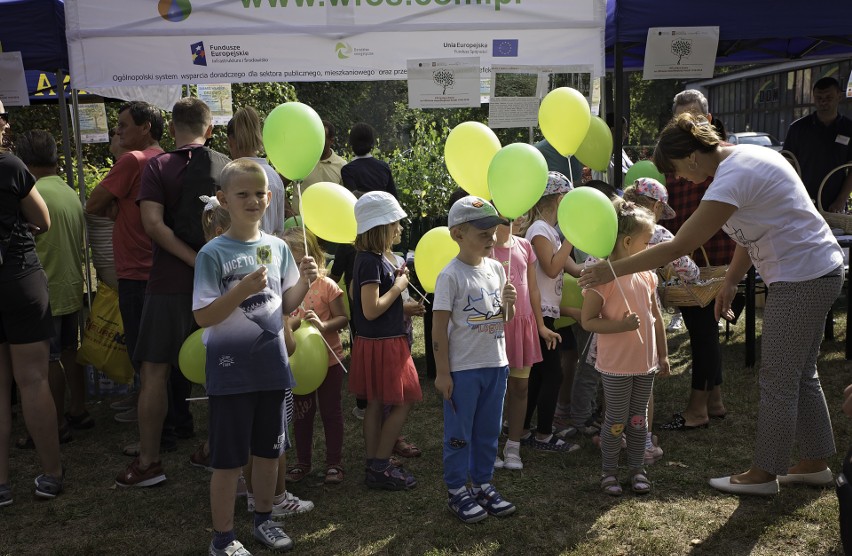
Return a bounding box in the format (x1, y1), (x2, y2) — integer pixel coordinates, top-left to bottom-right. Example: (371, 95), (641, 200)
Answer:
(308, 321), (349, 374)
(385, 253), (430, 305)
(605, 258), (643, 344)
(295, 179), (309, 260)
(504, 229), (513, 322)
(568, 156), (575, 184)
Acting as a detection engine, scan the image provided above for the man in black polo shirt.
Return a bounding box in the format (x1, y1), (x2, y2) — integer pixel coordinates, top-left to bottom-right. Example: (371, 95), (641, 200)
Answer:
(784, 76), (852, 213)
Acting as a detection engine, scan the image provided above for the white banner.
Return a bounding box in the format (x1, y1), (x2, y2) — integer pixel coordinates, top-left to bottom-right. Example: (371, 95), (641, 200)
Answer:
(65, 0), (605, 87)
(0, 52), (30, 106)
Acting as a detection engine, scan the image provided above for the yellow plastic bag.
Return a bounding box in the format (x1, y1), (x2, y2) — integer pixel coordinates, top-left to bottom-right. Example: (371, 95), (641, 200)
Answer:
(76, 283), (134, 385)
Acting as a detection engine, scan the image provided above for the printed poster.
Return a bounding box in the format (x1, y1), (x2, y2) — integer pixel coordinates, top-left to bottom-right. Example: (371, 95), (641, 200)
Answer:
(74, 103), (109, 144)
(197, 83), (233, 125)
(407, 57), (480, 109)
(643, 27), (719, 80)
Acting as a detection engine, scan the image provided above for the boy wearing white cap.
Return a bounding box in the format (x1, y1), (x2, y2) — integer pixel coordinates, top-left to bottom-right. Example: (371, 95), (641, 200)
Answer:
(433, 195), (518, 524)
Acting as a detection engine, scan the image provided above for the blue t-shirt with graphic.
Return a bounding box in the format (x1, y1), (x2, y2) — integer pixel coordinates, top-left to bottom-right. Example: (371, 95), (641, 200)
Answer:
(433, 257), (508, 373)
(193, 233), (299, 395)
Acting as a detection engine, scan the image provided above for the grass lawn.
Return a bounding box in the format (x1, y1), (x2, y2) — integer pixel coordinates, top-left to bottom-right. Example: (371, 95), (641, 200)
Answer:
(3, 307), (850, 556)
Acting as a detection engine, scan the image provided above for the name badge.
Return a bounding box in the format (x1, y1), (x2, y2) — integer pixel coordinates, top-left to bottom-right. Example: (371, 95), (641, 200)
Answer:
(836, 134), (851, 146)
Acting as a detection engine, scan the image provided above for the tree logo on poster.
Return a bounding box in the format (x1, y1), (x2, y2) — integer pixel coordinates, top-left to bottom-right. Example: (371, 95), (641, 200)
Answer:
(159, 0), (192, 22)
(671, 38), (692, 65)
(433, 69), (455, 95)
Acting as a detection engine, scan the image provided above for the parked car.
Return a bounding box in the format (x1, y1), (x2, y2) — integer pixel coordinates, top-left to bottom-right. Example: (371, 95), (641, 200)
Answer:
(726, 131), (783, 151)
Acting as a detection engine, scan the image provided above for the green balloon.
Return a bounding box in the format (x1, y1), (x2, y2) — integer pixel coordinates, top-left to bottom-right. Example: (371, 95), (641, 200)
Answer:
(554, 274), (584, 329)
(284, 215), (303, 230)
(178, 329), (206, 385)
(574, 117), (613, 172)
(262, 102), (325, 181)
(290, 322), (329, 395)
(557, 188), (617, 259)
(624, 160), (665, 186)
(487, 143), (548, 220)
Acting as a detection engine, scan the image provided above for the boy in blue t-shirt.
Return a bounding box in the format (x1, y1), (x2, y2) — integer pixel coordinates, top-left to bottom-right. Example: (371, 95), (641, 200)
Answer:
(432, 196), (518, 524)
(193, 159), (317, 556)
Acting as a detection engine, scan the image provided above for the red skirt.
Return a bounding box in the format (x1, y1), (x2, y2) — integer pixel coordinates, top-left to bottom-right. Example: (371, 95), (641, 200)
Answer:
(349, 336), (422, 405)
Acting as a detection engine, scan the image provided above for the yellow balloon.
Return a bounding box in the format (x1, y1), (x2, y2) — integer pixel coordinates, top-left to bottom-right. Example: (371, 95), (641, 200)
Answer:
(290, 322), (329, 396)
(300, 182), (358, 243)
(574, 117), (613, 172)
(178, 329), (206, 385)
(414, 226), (459, 293)
(538, 87), (591, 156)
(444, 122), (501, 200)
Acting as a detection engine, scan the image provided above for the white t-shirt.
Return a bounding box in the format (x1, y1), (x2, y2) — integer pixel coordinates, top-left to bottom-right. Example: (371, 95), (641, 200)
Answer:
(433, 257), (508, 372)
(702, 145), (844, 285)
(525, 219), (563, 318)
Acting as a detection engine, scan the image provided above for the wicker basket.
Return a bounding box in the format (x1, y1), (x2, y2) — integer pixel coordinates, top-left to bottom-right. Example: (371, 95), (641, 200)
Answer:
(657, 247), (727, 308)
(817, 162), (852, 234)
(779, 149), (801, 176)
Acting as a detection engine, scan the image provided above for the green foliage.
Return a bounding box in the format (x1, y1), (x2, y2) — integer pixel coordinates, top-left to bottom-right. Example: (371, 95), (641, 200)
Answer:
(387, 108), (454, 218)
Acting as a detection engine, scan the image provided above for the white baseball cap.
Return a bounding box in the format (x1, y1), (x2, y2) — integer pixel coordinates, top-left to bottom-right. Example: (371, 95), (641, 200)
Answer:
(354, 191), (407, 234)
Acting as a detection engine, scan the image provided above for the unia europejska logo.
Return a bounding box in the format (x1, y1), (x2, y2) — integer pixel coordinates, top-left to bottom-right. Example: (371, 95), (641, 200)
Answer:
(158, 0), (192, 22)
(335, 42), (353, 60)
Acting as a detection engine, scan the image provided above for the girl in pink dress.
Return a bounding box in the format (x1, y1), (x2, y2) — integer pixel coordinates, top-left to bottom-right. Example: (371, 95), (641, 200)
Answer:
(491, 220), (561, 470)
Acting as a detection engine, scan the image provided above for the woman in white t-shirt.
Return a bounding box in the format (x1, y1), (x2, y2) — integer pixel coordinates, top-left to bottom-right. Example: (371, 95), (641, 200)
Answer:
(580, 112), (844, 496)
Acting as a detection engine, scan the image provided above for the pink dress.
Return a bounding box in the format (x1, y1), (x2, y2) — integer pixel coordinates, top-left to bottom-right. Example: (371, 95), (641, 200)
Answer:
(491, 238), (543, 369)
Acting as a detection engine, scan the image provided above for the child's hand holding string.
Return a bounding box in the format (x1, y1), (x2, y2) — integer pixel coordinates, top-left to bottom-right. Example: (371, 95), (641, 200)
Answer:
(239, 266), (268, 296)
(620, 311), (640, 332)
(299, 256), (318, 285)
(302, 309), (325, 332)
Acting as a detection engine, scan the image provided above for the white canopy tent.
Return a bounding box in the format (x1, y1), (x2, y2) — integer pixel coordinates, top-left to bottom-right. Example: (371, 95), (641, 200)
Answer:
(65, 0), (605, 88)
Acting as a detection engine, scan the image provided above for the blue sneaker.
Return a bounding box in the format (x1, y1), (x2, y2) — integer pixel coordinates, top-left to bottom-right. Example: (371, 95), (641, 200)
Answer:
(474, 484), (516, 517)
(447, 488), (488, 524)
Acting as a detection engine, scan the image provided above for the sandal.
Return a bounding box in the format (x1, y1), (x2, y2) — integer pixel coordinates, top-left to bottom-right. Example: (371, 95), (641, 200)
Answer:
(659, 413), (709, 431)
(631, 470), (652, 495)
(324, 465), (345, 485)
(600, 474), (623, 497)
(393, 437), (422, 458)
(285, 463), (311, 483)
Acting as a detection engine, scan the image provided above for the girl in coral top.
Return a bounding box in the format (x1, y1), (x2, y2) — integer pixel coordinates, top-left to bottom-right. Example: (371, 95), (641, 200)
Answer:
(581, 200), (669, 497)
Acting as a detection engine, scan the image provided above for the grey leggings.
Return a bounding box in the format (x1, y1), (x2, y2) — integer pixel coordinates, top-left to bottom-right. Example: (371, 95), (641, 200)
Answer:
(753, 271), (842, 475)
(600, 373), (655, 473)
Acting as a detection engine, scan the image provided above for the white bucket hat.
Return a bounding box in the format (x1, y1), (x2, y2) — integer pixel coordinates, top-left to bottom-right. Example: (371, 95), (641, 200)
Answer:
(354, 191), (407, 234)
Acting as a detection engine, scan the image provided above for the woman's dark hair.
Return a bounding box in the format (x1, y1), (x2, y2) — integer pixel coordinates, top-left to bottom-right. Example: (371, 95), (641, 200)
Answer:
(579, 179), (620, 200)
(652, 112), (719, 174)
(349, 122), (375, 156)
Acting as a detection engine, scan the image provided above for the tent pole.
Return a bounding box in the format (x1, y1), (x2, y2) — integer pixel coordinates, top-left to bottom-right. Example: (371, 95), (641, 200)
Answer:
(56, 70), (75, 191)
(614, 41), (625, 191)
(71, 88), (94, 309)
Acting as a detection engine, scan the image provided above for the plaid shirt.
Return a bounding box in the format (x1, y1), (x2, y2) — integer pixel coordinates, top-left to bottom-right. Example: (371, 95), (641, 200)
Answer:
(663, 173), (736, 267)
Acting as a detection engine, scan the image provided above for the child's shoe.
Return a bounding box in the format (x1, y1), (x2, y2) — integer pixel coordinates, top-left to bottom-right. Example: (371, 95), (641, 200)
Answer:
(271, 491), (314, 517)
(253, 520), (294, 551)
(473, 484), (516, 517)
(365, 464), (415, 491)
(529, 434), (580, 453)
(447, 488), (488, 524)
(208, 539), (252, 556)
(644, 444), (664, 465)
(502, 446), (523, 470)
(493, 456), (505, 469)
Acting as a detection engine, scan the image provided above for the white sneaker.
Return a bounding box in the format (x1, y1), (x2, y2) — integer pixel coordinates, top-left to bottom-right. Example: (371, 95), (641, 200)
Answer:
(503, 448), (523, 470)
(114, 406), (138, 423)
(666, 314), (683, 331)
(494, 456), (505, 469)
(271, 490), (314, 517)
(352, 406), (365, 420)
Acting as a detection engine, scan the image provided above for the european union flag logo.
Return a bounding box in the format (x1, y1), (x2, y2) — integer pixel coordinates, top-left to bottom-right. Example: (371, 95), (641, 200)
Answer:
(493, 39), (519, 57)
(190, 41), (206, 66)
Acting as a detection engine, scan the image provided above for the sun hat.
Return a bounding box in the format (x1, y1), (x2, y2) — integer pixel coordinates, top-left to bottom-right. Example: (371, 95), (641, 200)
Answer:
(633, 177), (676, 220)
(354, 191), (407, 234)
(543, 171), (573, 196)
(448, 195), (509, 229)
